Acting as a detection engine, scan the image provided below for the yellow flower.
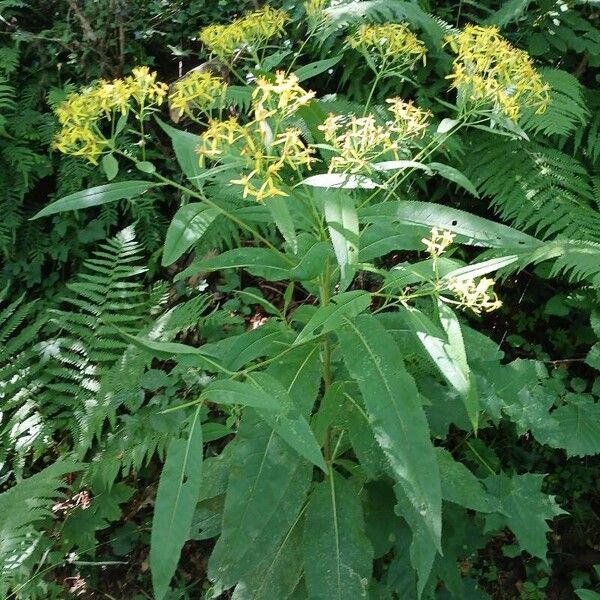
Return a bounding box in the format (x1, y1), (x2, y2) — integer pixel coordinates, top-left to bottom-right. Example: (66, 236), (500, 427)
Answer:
(446, 276), (503, 314)
(305, 0), (330, 31)
(445, 25), (550, 121)
(346, 23), (427, 71)
(387, 98), (431, 139)
(252, 71), (315, 122)
(421, 227), (455, 257)
(125, 66), (169, 105)
(53, 66), (168, 163)
(169, 71), (228, 119)
(199, 7), (289, 59)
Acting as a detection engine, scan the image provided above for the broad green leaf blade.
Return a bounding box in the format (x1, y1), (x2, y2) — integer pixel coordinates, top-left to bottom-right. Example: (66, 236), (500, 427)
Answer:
(337, 315), (442, 554)
(250, 372), (326, 471)
(232, 517), (304, 600)
(372, 160), (432, 173)
(32, 180), (157, 219)
(207, 413), (312, 590)
(294, 55), (342, 82)
(162, 203), (220, 266)
(294, 290), (371, 345)
(203, 379), (285, 411)
(156, 117), (204, 187)
(575, 591), (600, 600)
(429, 162), (479, 197)
(151, 408), (203, 600)
(359, 200), (538, 248)
(207, 346), (320, 589)
(265, 196), (297, 253)
(542, 399), (600, 458)
(324, 191), (359, 289)
(303, 473), (373, 600)
(435, 448), (500, 513)
(484, 473), (565, 562)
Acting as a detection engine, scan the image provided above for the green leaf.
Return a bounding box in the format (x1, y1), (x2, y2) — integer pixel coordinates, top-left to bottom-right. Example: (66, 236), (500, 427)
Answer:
(359, 200), (538, 248)
(32, 180), (157, 219)
(294, 55), (342, 82)
(295, 290), (371, 345)
(208, 413), (312, 590)
(303, 473), (373, 600)
(324, 191), (359, 289)
(136, 160), (156, 174)
(302, 173), (378, 189)
(428, 162), (479, 197)
(151, 407), (203, 600)
(162, 203), (220, 266)
(250, 372), (326, 471)
(437, 118), (459, 134)
(232, 517), (304, 600)
(402, 306), (478, 431)
(207, 346), (320, 589)
(101, 153), (119, 181)
(543, 398), (600, 458)
(435, 449), (500, 513)
(265, 196), (297, 253)
(337, 315), (442, 554)
(156, 117), (204, 187)
(203, 379), (285, 411)
(575, 591), (600, 600)
(442, 255), (519, 282)
(484, 473), (565, 562)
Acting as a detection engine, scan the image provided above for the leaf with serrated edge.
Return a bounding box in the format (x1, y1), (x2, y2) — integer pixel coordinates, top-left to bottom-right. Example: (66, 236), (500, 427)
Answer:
(303, 473), (373, 600)
(337, 315), (442, 555)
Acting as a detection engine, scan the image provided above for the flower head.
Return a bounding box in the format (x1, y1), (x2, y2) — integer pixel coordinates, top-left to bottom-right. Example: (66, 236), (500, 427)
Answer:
(346, 23), (427, 71)
(387, 98), (431, 139)
(446, 276), (502, 314)
(445, 25), (550, 122)
(169, 71), (228, 119)
(252, 71), (315, 122)
(199, 7), (289, 59)
(421, 227), (455, 257)
(305, 0), (330, 32)
(53, 66), (167, 163)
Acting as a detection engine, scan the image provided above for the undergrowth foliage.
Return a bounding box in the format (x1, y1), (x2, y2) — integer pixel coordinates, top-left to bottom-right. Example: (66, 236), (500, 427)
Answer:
(2, 1), (600, 599)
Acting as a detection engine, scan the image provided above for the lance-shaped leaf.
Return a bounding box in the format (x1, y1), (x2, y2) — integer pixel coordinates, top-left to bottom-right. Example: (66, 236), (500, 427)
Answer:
(250, 372), (326, 471)
(294, 55), (342, 81)
(337, 315), (442, 554)
(294, 290), (371, 345)
(156, 118), (204, 187)
(359, 200), (539, 248)
(162, 203), (220, 266)
(303, 472), (373, 600)
(401, 305), (478, 431)
(324, 191), (359, 289)
(32, 180), (157, 219)
(265, 195), (297, 253)
(203, 379), (285, 411)
(207, 346), (320, 590)
(151, 407), (203, 600)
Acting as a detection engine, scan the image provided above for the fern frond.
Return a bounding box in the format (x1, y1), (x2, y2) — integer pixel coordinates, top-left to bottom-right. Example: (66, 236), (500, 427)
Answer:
(466, 137), (600, 241)
(520, 69), (589, 137)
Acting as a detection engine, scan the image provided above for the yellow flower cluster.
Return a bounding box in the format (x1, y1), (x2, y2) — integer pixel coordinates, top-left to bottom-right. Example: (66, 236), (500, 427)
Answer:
(197, 73), (315, 202)
(305, 0), (330, 31)
(53, 67), (168, 163)
(199, 7), (289, 59)
(346, 23), (427, 70)
(169, 71), (228, 119)
(386, 98), (432, 139)
(447, 276), (503, 314)
(253, 71), (316, 122)
(445, 25), (550, 122)
(319, 97), (431, 173)
(421, 227), (455, 257)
